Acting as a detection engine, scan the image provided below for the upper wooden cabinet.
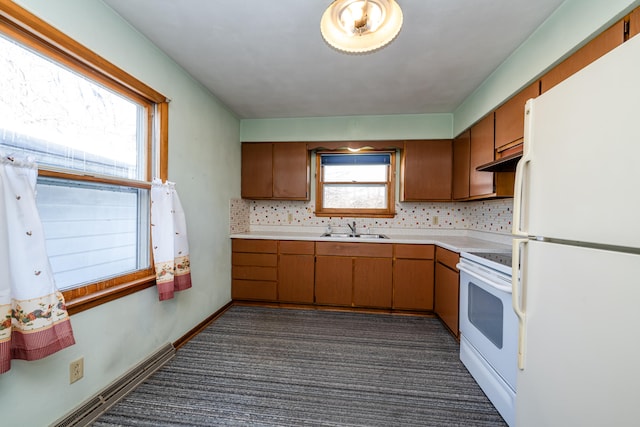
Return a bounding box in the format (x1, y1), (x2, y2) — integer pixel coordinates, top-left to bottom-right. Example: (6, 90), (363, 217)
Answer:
(452, 130), (470, 200)
(241, 143), (272, 198)
(272, 143), (309, 199)
(401, 139), (452, 201)
(494, 82), (540, 151)
(540, 20), (625, 93)
(469, 114), (495, 198)
(241, 142), (309, 200)
(631, 7), (640, 39)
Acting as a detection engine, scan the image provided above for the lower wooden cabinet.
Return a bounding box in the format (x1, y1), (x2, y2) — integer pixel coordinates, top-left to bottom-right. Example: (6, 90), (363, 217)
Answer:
(231, 239), (458, 321)
(353, 257), (393, 308)
(315, 255), (353, 305)
(434, 247), (460, 337)
(278, 241), (315, 303)
(231, 239), (278, 301)
(315, 242), (393, 308)
(393, 244), (435, 310)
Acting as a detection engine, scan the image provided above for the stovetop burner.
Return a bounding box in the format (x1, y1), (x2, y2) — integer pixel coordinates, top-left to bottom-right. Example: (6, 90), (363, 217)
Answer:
(460, 251), (513, 276)
(468, 252), (512, 268)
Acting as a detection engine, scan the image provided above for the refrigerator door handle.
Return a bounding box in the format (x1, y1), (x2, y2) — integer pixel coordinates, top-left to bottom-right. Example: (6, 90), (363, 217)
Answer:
(512, 238), (527, 370)
(512, 100), (534, 238)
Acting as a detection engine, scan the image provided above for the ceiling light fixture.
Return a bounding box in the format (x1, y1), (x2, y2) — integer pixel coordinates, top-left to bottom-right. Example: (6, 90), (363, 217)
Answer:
(320, 0), (403, 53)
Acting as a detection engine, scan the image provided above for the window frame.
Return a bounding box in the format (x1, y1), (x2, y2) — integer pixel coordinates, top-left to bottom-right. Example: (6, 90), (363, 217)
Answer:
(0, 2), (169, 314)
(315, 150), (396, 218)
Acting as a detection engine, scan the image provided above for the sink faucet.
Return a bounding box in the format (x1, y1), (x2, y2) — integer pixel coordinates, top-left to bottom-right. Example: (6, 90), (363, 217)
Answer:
(347, 221), (356, 236)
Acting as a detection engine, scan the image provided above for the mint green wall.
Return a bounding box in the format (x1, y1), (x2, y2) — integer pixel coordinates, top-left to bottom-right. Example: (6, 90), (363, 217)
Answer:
(240, 113), (453, 141)
(453, 0), (640, 136)
(0, 0), (240, 425)
(241, 0), (640, 142)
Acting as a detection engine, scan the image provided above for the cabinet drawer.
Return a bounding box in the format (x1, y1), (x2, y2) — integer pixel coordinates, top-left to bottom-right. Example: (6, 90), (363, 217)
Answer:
(394, 244), (434, 259)
(316, 241), (393, 258)
(436, 247), (459, 271)
(232, 280), (277, 300)
(232, 265), (277, 281)
(279, 240), (314, 255)
(232, 253), (277, 267)
(232, 239), (278, 253)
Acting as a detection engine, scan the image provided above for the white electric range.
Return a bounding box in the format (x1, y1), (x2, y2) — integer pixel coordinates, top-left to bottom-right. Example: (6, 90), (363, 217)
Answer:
(457, 251), (517, 426)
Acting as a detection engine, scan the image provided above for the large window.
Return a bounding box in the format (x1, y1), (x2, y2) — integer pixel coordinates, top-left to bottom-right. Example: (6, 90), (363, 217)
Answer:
(315, 151), (395, 217)
(0, 3), (168, 313)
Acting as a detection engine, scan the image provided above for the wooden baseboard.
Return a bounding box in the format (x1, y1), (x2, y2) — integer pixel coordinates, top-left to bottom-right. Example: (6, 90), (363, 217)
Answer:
(231, 300), (437, 318)
(173, 301), (233, 349)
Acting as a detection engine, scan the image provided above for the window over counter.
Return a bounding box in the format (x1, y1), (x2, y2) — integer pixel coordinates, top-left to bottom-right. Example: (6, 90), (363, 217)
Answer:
(315, 151), (395, 217)
(0, 2), (168, 313)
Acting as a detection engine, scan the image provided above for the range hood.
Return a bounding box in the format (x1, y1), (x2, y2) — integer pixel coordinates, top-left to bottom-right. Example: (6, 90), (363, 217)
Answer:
(476, 151), (522, 172)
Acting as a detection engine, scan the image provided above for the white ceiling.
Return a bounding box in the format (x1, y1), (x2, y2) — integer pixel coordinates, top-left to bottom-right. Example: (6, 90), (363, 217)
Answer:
(103, 0), (566, 119)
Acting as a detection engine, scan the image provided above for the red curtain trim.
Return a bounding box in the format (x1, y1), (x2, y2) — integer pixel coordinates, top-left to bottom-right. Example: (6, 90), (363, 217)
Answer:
(1, 319), (75, 374)
(157, 273), (192, 301)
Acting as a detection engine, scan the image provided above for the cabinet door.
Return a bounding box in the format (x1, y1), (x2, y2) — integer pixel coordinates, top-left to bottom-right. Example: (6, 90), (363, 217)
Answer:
(401, 140), (452, 201)
(393, 259), (434, 310)
(272, 143), (309, 200)
(353, 257), (393, 308)
(631, 7), (640, 40)
(452, 130), (470, 200)
(435, 262), (459, 337)
(469, 114), (495, 197)
(241, 143), (272, 198)
(494, 82), (540, 150)
(315, 256), (352, 306)
(278, 254), (314, 303)
(540, 20), (624, 93)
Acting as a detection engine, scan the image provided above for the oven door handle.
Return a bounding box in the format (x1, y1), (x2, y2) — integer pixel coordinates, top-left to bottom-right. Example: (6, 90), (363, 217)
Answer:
(457, 264), (513, 294)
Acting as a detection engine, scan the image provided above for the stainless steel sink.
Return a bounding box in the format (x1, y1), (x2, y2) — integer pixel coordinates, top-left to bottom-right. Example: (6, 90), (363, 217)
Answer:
(356, 234), (389, 239)
(321, 233), (389, 239)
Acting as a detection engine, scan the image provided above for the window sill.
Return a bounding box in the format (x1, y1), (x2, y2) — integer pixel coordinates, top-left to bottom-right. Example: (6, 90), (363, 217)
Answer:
(64, 274), (157, 315)
(314, 212), (396, 218)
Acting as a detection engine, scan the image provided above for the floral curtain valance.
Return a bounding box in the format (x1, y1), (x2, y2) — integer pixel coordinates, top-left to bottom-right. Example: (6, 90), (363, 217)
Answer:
(0, 154), (75, 374)
(151, 179), (192, 301)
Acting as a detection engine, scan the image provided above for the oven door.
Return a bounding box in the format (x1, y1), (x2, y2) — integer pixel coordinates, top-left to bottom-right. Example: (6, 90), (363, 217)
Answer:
(458, 261), (518, 390)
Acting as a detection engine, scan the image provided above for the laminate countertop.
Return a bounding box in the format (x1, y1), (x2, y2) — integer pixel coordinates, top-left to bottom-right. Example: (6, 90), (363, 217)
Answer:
(230, 229), (512, 254)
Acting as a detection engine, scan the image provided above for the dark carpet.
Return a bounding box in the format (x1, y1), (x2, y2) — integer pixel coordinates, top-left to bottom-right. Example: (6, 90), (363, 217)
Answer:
(93, 306), (506, 426)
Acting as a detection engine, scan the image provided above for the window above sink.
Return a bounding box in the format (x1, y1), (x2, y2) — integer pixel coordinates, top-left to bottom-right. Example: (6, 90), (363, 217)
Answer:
(315, 151), (396, 218)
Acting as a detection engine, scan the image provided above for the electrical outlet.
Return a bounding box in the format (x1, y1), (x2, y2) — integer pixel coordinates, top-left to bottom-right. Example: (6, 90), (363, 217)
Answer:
(287, 213), (293, 223)
(432, 215), (439, 226)
(70, 357), (84, 384)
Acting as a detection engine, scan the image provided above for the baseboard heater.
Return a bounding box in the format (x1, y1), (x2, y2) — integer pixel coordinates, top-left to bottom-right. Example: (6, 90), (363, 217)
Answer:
(51, 342), (176, 427)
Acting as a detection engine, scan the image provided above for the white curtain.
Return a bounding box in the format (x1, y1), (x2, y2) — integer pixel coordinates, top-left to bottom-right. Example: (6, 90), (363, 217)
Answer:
(151, 179), (192, 301)
(0, 154), (75, 374)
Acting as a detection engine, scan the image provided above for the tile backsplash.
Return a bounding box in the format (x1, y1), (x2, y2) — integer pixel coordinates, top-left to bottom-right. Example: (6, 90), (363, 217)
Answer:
(229, 198), (251, 234)
(230, 198), (513, 235)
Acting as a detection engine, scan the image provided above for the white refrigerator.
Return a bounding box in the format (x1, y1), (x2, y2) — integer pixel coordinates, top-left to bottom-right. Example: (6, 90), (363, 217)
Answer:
(512, 33), (640, 426)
